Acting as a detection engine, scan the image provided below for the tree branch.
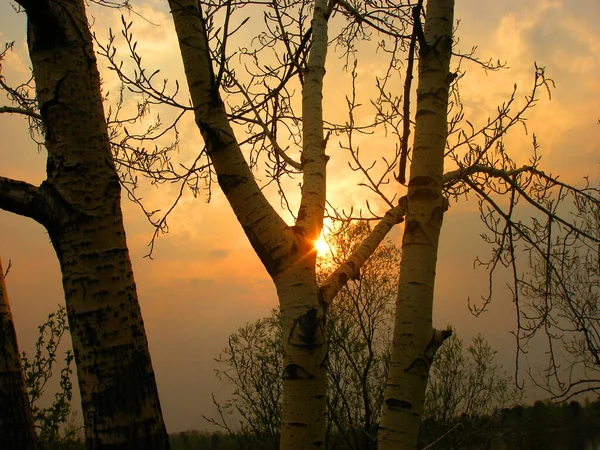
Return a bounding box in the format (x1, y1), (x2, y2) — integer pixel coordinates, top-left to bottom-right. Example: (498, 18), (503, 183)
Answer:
(445, 164), (600, 243)
(442, 163), (535, 186)
(395, 1), (423, 185)
(320, 199), (406, 306)
(296, 0), (329, 237)
(0, 106), (42, 120)
(334, 0), (411, 39)
(0, 176), (44, 222)
(229, 76), (301, 170)
(169, 0), (291, 277)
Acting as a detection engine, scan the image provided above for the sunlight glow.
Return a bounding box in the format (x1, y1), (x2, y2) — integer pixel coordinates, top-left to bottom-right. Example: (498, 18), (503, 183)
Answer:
(315, 235), (329, 255)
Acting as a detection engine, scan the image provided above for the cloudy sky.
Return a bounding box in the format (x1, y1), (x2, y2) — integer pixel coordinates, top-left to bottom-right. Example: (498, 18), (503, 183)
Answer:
(1, 0), (599, 433)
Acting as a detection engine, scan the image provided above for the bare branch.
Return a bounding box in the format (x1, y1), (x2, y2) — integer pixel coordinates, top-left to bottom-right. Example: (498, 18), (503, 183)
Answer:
(320, 199), (406, 306)
(395, 1), (423, 185)
(334, 0), (411, 39)
(0, 176), (44, 222)
(0, 106), (42, 120)
(296, 0), (329, 236)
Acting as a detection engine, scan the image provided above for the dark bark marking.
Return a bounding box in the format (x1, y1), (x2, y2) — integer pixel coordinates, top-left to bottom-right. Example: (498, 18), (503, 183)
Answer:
(404, 219), (425, 237)
(406, 357), (429, 377)
(91, 289), (109, 299)
(292, 307), (320, 349)
(297, 207), (307, 222)
(336, 272), (348, 286)
(39, 75), (67, 143)
(385, 398), (412, 409)
(216, 173), (246, 195)
(414, 108), (436, 119)
(408, 175), (436, 188)
(288, 422), (308, 427)
(290, 225), (306, 237)
(430, 204), (445, 224)
(410, 188), (439, 203)
(37, 181), (80, 239)
(282, 363), (313, 380)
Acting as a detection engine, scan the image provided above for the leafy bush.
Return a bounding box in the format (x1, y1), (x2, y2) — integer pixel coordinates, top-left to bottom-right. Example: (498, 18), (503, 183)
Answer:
(21, 305), (84, 449)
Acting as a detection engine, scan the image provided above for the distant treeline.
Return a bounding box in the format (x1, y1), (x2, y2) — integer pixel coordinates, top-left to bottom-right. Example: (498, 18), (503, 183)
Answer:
(169, 398), (600, 450)
(419, 398), (600, 450)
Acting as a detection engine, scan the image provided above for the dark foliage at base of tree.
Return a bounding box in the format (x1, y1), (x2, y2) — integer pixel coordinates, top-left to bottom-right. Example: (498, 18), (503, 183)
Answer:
(170, 399), (600, 450)
(418, 399), (600, 450)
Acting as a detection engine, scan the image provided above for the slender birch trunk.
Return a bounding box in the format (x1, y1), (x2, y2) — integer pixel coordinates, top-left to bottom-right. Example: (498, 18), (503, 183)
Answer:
(0, 1), (169, 448)
(0, 257), (39, 450)
(378, 0), (455, 448)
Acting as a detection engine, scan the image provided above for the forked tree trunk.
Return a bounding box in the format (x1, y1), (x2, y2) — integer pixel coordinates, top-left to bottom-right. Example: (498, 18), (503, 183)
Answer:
(378, 0), (454, 448)
(169, 1), (329, 448)
(0, 1), (170, 448)
(0, 257), (39, 450)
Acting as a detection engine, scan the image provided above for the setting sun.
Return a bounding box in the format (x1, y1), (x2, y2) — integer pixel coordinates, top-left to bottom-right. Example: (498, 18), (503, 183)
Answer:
(314, 235), (329, 254)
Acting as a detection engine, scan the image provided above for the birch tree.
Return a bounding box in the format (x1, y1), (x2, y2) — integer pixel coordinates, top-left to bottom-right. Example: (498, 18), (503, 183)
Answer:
(0, 1), (169, 448)
(376, 0), (600, 447)
(0, 258), (39, 450)
(209, 228), (516, 449)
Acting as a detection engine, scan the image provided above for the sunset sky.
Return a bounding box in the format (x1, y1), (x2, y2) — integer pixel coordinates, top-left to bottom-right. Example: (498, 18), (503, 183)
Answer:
(1, 0), (599, 433)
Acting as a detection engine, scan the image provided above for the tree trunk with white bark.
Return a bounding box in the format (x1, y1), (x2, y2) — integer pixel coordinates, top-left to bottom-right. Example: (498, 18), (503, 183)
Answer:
(378, 0), (455, 448)
(0, 1), (169, 448)
(169, 0), (333, 447)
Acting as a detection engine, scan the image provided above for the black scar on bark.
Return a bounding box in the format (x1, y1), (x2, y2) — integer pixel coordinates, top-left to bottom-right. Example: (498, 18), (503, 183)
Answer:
(216, 173), (246, 195)
(408, 175), (435, 188)
(282, 363), (314, 380)
(385, 398), (412, 409)
(336, 272), (348, 287)
(288, 422), (308, 427)
(406, 357), (429, 377)
(297, 207), (306, 222)
(297, 307), (319, 348)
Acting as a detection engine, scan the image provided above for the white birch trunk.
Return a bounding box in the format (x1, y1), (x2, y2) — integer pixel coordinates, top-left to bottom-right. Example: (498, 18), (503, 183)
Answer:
(278, 2), (329, 447)
(378, 0), (455, 448)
